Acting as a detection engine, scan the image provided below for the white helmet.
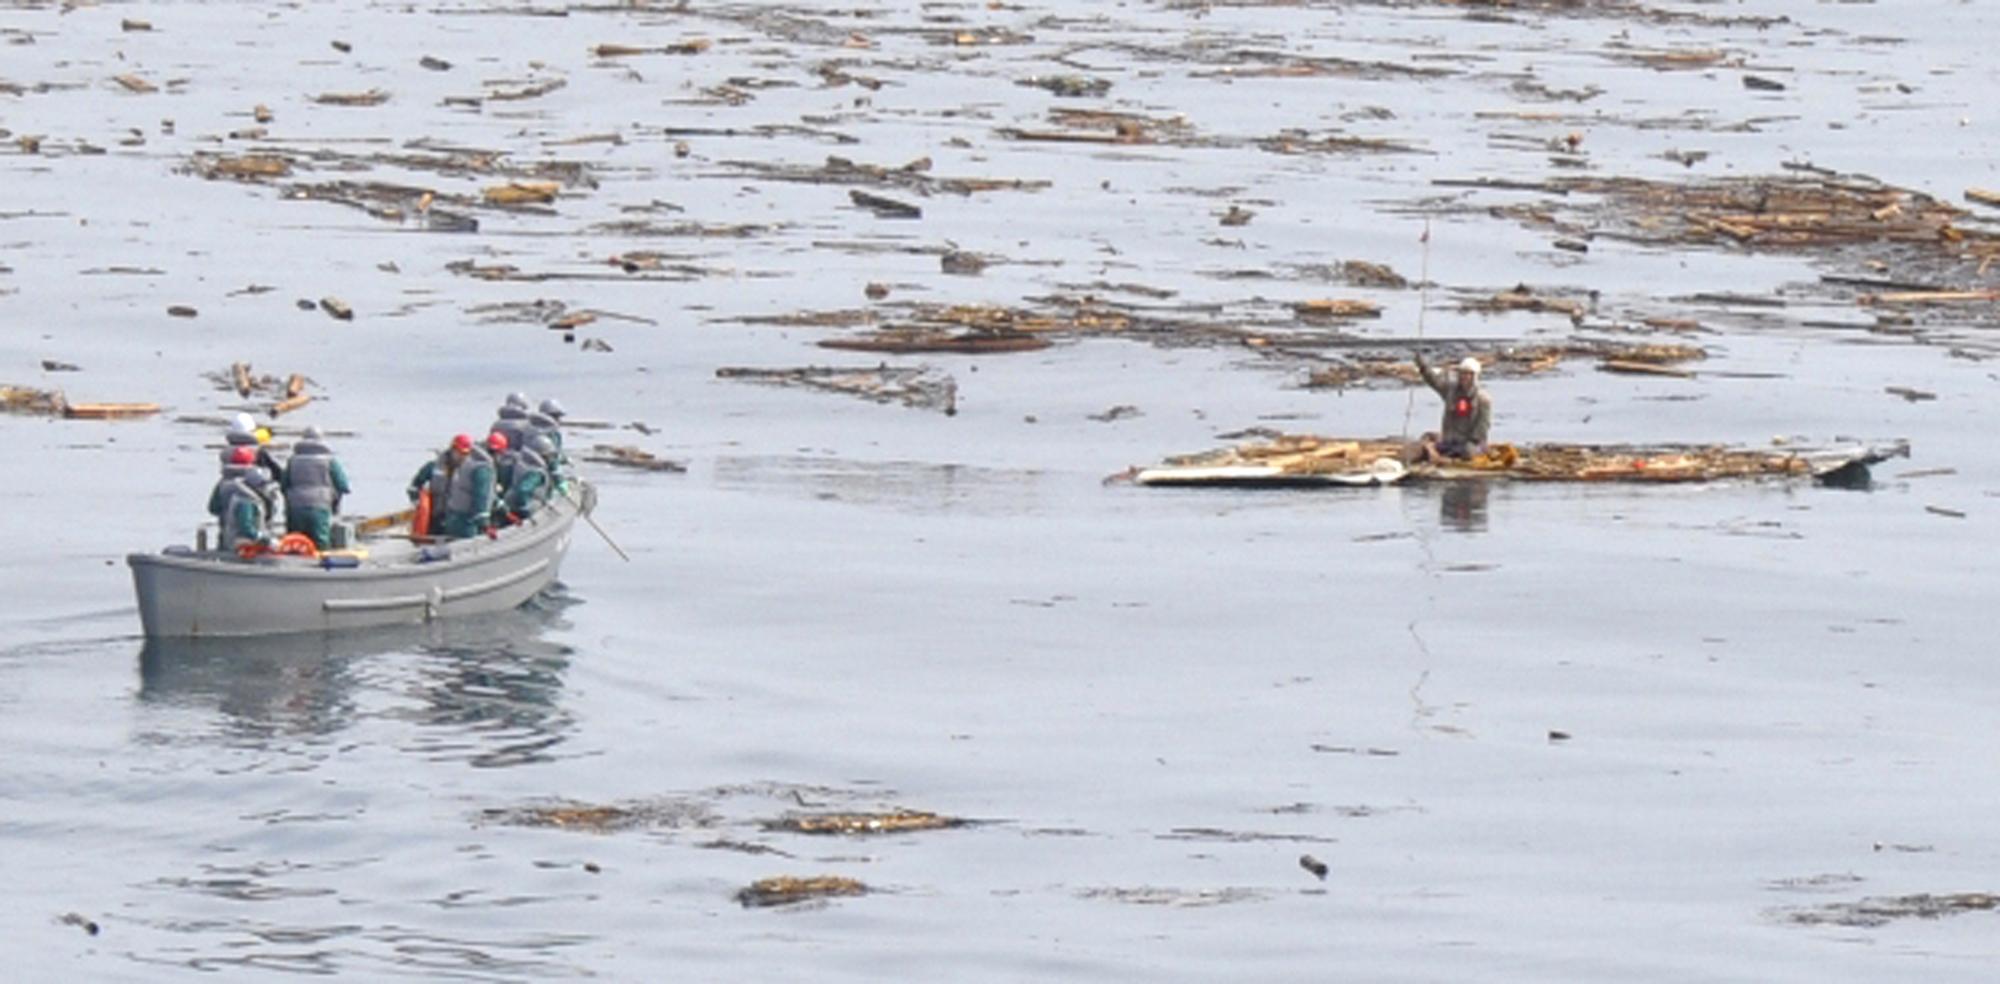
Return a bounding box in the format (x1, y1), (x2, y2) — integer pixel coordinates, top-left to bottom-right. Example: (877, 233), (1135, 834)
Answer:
(228, 412), (256, 437)
(1457, 357), (1482, 376)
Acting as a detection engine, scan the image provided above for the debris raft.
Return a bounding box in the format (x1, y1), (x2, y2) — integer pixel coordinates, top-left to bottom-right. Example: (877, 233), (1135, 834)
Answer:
(1139, 434), (1905, 485)
(2, 385), (67, 416)
(1482, 173), (2000, 259)
(717, 365), (958, 414)
(736, 876), (867, 909)
(762, 811), (968, 835)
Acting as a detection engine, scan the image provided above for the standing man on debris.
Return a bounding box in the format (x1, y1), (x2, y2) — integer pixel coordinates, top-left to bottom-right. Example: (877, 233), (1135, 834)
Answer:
(1413, 350), (1492, 463)
(283, 426), (352, 549)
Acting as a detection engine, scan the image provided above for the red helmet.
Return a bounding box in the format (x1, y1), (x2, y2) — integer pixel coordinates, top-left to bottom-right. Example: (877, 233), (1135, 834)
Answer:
(230, 446), (257, 466)
(487, 431), (509, 452)
(451, 433), (474, 452)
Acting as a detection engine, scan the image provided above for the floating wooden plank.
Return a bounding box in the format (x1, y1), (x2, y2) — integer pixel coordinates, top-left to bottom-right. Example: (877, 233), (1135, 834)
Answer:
(353, 507), (415, 535)
(849, 189), (921, 219)
(113, 74), (157, 94)
(270, 393), (312, 417)
(1600, 359), (1695, 378)
(580, 444), (686, 473)
(483, 181), (560, 206)
(820, 331), (1049, 354)
(63, 402), (159, 419)
(314, 89), (389, 107)
(1294, 298), (1382, 320)
(1861, 290), (2000, 306)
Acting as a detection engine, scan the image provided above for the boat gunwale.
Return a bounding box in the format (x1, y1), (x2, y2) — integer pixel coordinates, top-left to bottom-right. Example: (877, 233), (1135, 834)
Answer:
(126, 481), (592, 581)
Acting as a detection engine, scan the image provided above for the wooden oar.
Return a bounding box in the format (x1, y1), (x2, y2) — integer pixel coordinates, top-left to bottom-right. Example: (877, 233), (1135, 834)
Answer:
(352, 507), (416, 535)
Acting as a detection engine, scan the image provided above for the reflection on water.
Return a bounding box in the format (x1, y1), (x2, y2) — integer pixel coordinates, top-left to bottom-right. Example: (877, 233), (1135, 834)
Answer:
(1438, 481), (1492, 534)
(396, 628), (579, 769)
(138, 591), (578, 762)
(713, 455), (1046, 515)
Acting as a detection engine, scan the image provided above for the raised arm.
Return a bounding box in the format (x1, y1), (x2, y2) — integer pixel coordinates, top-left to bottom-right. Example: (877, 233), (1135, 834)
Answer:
(1414, 349), (1449, 398)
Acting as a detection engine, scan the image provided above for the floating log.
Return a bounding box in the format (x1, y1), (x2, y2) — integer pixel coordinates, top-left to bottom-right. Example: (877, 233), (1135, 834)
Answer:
(736, 876), (866, 909)
(483, 181), (560, 206)
(270, 393), (312, 417)
(63, 402), (159, 419)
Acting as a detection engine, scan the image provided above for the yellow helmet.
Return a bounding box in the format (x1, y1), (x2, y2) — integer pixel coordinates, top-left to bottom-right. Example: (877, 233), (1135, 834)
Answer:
(254, 427), (273, 445)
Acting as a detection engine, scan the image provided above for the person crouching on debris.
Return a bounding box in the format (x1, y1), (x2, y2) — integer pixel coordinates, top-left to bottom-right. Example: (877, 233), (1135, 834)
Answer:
(283, 426), (351, 549)
(212, 446), (274, 551)
(1413, 350), (1492, 463)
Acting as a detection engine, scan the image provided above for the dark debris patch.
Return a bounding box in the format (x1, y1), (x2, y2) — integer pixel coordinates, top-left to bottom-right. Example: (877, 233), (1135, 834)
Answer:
(1778, 892), (1999, 928)
(478, 798), (716, 834)
(1078, 886), (1268, 908)
(762, 810), (970, 836)
(736, 875), (868, 908)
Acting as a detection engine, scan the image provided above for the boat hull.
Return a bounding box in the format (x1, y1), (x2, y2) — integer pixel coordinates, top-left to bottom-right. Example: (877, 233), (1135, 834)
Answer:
(129, 482), (594, 639)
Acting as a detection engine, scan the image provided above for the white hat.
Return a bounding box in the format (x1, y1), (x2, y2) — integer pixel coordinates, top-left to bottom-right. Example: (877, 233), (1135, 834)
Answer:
(1457, 357), (1482, 375)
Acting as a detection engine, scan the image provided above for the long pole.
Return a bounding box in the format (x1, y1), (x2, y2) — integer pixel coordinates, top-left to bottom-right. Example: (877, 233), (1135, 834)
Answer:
(567, 483), (631, 562)
(1401, 219), (1433, 443)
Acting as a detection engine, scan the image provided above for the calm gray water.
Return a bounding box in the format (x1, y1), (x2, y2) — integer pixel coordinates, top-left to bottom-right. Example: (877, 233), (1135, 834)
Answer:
(4, 0), (1997, 979)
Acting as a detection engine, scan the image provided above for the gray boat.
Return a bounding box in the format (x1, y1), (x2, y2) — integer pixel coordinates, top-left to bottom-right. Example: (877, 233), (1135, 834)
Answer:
(128, 481), (596, 639)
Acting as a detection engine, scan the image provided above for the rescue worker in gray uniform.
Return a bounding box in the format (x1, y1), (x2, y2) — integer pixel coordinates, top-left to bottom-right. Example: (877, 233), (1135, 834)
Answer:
(220, 413), (284, 486)
(211, 446), (274, 551)
(489, 392), (533, 462)
(439, 436), (498, 539)
(525, 400), (568, 483)
(526, 433), (564, 499)
(491, 431), (551, 526)
(1413, 351), (1493, 463)
(407, 435), (467, 536)
(527, 399), (564, 453)
(282, 425), (352, 549)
